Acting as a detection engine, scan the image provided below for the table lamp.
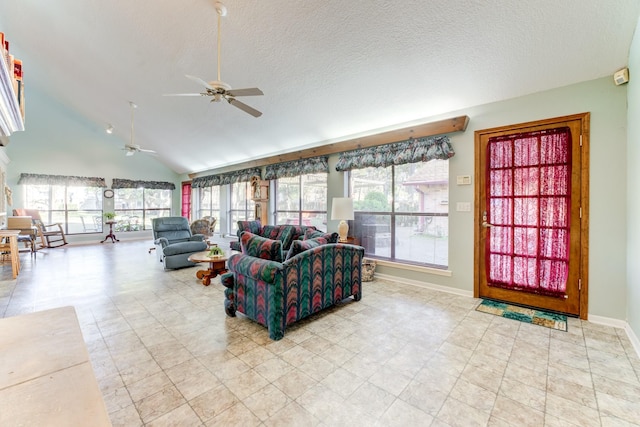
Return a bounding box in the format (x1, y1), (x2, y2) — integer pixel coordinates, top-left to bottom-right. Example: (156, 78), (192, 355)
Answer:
(331, 197), (354, 242)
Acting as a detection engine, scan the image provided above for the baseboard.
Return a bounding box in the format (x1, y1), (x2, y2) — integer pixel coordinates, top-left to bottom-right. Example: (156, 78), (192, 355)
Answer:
(373, 272), (474, 298)
(373, 274), (640, 360)
(574, 314), (640, 360)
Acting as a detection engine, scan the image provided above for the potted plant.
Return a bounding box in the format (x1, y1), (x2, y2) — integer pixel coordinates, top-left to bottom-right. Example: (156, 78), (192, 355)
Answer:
(103, 212), (116, 221)
(208, 245), (225, 257)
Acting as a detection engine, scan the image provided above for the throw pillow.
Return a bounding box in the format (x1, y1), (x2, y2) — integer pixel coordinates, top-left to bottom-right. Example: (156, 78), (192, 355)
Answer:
(237, 220), (262, 236)
(285, 236), (329, 260)
(304, 229), (339, 243)
(261, 225), (295, 250)
(240, 231), (284, 262)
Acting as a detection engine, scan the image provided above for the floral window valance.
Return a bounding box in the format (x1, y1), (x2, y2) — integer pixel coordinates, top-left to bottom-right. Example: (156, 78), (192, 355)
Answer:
(335, 135), (455, 171)
(111, 178), (176, 190)
(264, 156), (328, 180)
(17, 173), (107, 187)
(191, 167), (261, 188)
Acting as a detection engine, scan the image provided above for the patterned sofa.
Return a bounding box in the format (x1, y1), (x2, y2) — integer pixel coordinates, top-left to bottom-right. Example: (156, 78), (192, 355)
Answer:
(229, 220), (317, 252)
(222, 236), (364, 340)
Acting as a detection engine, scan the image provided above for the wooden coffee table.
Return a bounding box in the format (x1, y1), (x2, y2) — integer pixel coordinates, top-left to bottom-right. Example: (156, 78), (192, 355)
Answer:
(188, 251), (229, 286)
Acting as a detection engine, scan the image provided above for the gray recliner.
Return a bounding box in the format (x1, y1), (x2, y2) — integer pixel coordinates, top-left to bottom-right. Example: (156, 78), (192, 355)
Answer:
(152, 217), (208, 270)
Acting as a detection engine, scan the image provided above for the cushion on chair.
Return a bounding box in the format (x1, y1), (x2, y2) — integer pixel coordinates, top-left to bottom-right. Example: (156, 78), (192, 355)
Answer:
(162, 241), (208, 256)
(285, 236), (329, 260)
(240, 231), (283, 262)
(237, 220), (262, 236)
(304, 229), (339, 243)
(262, 225), (295, 250)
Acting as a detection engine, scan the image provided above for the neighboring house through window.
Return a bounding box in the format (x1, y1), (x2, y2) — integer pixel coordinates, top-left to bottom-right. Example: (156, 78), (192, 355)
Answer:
(338, 135), (454, 269)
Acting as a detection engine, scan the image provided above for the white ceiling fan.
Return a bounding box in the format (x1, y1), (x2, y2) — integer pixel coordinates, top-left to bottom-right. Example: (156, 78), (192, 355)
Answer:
(164, 1), (263, 117)
(123, 102), (156, 156)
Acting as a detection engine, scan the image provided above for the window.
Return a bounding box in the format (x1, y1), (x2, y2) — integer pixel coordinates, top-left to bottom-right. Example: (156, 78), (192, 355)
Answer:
(275, 173), (328, 231)
(350, 159), (449, 268)
(114, 188), (171, 231)
(181, 182), (191, 220)
(24, 184), (103, 234)
(229, 181), (255, 234)
(197, 185), (220, 233)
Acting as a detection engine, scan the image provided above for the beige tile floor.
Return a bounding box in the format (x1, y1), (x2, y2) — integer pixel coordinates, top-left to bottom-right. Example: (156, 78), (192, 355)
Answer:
(1, 239), (639, 426)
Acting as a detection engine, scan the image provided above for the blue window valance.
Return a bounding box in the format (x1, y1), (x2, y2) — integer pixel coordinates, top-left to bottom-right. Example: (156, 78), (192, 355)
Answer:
(264, 156), (328, 180)
(191, 167), (262, 188)
(335, 135), (455, 171)
(17, 173), (106, 188)
(112, 179), (176, 190)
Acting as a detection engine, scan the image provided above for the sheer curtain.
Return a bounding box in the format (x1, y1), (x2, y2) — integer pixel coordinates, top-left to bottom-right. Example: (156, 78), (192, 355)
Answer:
(486, 127), (571, 297)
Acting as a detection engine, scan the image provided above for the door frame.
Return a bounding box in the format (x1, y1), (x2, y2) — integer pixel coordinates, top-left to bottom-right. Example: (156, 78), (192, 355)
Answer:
(473, 113), (590, 319)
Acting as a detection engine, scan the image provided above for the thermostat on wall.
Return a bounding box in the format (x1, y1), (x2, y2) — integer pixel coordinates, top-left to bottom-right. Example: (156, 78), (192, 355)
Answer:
(456, 175), (472, 185)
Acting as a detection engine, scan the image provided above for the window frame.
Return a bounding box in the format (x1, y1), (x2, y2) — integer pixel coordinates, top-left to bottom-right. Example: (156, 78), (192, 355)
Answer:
(349, 161), (450, 269)
(274, 173), (328, 231)
(23, 183), (104, 235)
(113, 187), (172, 231)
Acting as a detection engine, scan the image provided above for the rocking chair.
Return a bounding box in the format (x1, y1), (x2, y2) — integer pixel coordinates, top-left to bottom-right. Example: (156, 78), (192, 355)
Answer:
(12, 209), (68, 248)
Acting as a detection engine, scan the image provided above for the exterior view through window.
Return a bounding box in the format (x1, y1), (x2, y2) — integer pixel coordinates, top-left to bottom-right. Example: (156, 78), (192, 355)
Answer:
(197, 185), (220, 233)
(349, 159), (449, 268)
(274, 174), (328, 231)
(229, 181), (255, 235)
(113, 188), (171, 231)
(24, 184), (103, 234)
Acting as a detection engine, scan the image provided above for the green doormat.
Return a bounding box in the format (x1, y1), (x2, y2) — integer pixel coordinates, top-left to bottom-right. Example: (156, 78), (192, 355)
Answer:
(476, 299), (568, 332)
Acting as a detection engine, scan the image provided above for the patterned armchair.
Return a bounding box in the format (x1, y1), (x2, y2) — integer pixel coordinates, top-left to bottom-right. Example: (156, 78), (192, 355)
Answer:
(222, 241), (364, 340)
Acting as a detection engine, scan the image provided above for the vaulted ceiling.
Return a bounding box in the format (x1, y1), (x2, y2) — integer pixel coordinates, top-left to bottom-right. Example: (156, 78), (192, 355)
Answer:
(1, 0), (638, 174)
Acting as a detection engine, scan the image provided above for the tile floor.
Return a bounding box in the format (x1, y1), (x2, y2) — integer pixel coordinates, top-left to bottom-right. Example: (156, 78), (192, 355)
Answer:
(1, 239), (639, 426)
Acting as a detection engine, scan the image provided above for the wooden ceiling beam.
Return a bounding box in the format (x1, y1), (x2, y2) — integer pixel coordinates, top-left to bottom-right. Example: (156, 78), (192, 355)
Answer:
(194, 115), (469, 176)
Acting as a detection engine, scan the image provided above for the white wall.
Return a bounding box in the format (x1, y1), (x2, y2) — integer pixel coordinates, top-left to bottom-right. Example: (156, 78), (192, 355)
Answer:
(627, 19), (640, 340)
(3, 88), (180, 243)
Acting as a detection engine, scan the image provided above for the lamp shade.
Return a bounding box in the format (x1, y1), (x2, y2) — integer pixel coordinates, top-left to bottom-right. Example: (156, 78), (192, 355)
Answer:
(331, 197), (354, 220)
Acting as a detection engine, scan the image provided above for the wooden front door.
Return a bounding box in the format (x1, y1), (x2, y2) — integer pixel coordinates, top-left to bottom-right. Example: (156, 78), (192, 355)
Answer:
(474, 113), (589, 318)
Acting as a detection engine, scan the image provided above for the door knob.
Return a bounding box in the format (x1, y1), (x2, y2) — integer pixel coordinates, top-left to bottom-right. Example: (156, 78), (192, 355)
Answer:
(482, 211), (494, 228)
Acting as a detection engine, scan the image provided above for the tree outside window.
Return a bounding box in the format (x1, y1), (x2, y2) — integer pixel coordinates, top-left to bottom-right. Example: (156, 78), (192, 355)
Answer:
(350, 159), (449, 268)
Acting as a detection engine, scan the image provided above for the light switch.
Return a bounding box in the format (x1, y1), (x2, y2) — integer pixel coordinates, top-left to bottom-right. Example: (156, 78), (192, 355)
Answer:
(456, 202), (471, 212)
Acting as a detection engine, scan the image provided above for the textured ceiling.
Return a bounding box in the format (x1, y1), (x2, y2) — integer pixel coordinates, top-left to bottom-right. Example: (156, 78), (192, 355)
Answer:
(1, 0), (639, 174)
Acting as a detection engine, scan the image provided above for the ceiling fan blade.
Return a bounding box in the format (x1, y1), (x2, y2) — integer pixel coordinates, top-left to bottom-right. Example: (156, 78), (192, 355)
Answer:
(228, 98), (262, 117)
(163, 93), (206, 97)
(185, 74), (214, 90)
(226, 87), (263, 97)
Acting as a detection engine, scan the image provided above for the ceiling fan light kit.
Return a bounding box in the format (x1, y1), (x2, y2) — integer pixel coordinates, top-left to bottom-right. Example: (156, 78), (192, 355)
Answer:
(164, 1), (263, 117)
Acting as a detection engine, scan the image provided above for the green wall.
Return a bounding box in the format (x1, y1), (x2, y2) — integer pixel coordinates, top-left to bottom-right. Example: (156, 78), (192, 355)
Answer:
(627, 19), (640, 340)
(6, 70), (633, 324)
(190, 76), (629, 321)
(379, 77), (629, 320)
(3, 88), (180, 243)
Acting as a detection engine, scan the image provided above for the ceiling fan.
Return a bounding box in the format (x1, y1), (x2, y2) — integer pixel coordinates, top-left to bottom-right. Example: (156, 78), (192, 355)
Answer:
(164, 1), (263, 117)
(123, 102), (156, 156)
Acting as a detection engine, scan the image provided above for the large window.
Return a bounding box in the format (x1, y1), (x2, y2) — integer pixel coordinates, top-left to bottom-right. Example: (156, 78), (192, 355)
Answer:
(24, 184), (103, 234)
(197, 185), (220, 233)
(229, 181), (255, 234)
(114, 188), (171, 231)
(350, 160), (449, 268)
(275, 173), (327, 231)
